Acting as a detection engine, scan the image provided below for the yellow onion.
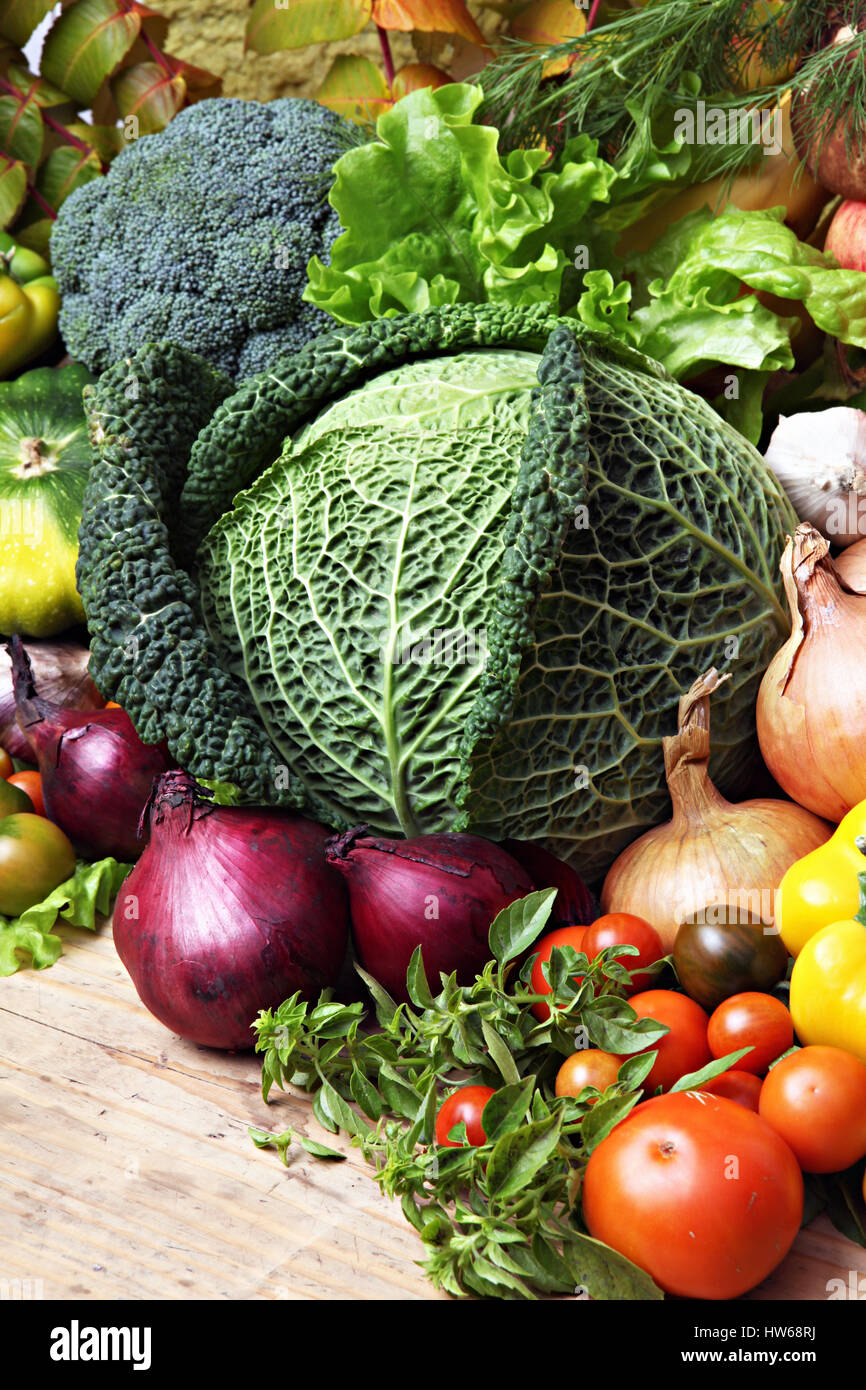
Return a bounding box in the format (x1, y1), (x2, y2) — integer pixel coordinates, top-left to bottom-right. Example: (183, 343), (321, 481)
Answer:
(757, 522), (866, 821)
(601, 668), (831, 950)
(834, 535), (866, 591)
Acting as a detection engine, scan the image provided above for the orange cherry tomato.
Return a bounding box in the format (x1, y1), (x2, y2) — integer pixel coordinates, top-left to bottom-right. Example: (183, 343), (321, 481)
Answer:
(759, 1045), (866, 1173)
(555, 1048), (620, 1101)
(584, 912), (664, 995)
(0, 748), (12, 779)
(6, 770), (44, 817)
(627, 990), (711, 1093)
(707, 992), (794, 1076)
(529, 925), (588, 1021)
(698, 1070), (763, 1112)
(104, 701), (122, 709)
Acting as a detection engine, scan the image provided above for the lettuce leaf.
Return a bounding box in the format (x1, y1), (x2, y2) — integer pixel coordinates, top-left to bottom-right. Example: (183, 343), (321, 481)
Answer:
(305, 83), (616, 325)
(0, 858), (132, 976)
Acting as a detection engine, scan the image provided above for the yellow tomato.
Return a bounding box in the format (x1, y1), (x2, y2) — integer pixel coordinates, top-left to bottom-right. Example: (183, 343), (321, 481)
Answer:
(790, 919), (866, 1066)
(775, 800), (866, 957)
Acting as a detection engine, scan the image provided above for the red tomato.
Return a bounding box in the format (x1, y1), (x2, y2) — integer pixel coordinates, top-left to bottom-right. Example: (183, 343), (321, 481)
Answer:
(759, 1045), (866, 1173)
(529, 925), (588, 1021)
(0, 748), (12, 779)
(707, 993), (794, 1076)
(628, 990), (711, 1093)
(7, 770), (44, 817)
(555, 1049), (620, 1101)
(584, 912), (664, 995)
(698, 1070), (763, 1112)
(434, 1085), (496, 1148)
(582, 1091), (804, 1299)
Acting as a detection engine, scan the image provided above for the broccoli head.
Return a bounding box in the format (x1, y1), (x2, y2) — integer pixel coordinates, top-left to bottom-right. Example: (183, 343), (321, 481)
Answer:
(50, 97), (351, 381)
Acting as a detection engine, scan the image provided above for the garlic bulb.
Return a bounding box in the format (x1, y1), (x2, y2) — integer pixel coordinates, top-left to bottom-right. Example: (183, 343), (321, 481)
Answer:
(601, 668), (831, 950)
(757, 522), (866, 821)
(764, 407), (866, 548)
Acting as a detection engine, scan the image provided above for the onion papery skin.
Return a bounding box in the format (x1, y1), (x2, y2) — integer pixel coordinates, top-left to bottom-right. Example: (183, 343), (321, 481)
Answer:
(0, 638), (102, 759)
(603, 669), (832, 950)
(501, 839), (596, 926)
(327, 829), (533, 1001)
(115, 773), (349, 1049)
(757, 524), (866, 822)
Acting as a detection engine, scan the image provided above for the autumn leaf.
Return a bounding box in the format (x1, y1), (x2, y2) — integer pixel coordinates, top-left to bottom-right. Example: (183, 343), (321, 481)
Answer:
(372, 0), (489, 49)
(510, 0), (587, 76)
(318, 53), (392, 124)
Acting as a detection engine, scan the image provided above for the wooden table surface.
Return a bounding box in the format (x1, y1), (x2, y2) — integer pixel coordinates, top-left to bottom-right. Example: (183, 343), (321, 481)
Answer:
(1, 925), (864, 1302)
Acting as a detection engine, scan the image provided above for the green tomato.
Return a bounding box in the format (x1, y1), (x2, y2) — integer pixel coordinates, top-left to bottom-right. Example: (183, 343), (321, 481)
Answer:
(0, 777), (33, 817)
(0, 812), (76, 915)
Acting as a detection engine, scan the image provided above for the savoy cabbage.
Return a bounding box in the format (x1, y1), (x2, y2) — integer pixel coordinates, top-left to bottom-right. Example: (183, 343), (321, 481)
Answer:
(77, 305), (796, 877)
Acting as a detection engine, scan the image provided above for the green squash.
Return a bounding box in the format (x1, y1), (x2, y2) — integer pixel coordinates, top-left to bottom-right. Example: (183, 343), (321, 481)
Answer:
(0, 363), (93, 637)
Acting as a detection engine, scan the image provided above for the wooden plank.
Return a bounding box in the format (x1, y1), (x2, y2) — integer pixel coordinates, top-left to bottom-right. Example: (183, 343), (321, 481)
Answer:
(1, 925), (863, 1301)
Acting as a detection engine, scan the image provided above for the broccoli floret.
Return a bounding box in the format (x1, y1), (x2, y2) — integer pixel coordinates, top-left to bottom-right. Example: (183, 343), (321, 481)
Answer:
(51, 98), (352, 382)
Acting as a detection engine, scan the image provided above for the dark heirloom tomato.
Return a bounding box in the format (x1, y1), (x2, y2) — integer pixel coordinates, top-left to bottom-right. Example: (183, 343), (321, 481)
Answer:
(0, 812), (76, 915)
(582, 1091), (804, 1299)
(673, 908), (789, 1011)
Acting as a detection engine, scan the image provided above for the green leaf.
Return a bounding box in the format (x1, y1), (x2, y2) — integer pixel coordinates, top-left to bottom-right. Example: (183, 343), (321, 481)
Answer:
(0, 153), (26, 227)
(586, 1006), (668, 1055)
(246, 0), (371, 56)
(110, 60), (185, 136)
(480, 1016), (521, 1085)
(485, 1112), (562, 1200)
(350, 1065), (383, 1120)
(316, 1077), (372, 1137)
(0, 0), (55, 47)
(42, 0), (141, 106)
(36, 143), (102, 212)
(615, 1051), (657, 1090)
(822, 1165), (866, 1250)
(405, 944), (435, 1010)
(565, 1229), (664, 1301)
(355, 963), (400, 1028)
(247, 1125), (293, 1164)
(580, 1091), (641, 1153)
(480, 1077), (535, 1143)
(299, 1135), (347, 1160)
(0, 858), (131, 977)
(670, 1048), (754, 1092)
(489, 888), (557, 966)
(768, 1044), (801, 1070)
(0, 92), (42, 165)
(377, 1060), (422, 1119)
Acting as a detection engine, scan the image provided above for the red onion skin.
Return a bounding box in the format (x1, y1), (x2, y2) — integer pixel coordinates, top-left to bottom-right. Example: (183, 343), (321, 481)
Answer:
(0, 639), (103, 760)
(501, 839), (596, 927)
(8, 636), (173, 860)
(115, 776), (349, 1049)
(327, 830), (533, 1002)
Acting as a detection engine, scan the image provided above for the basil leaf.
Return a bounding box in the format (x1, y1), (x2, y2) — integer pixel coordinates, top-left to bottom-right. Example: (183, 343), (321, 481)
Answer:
(670, 1048), (754, 1092)
(485, 1112), (562, 1199)
(565, 1230), (664, 1301)
(489, 888), (557, 965)
(481, 1077), (536, 1143)
(580, 1092), (642, 1153)
(299, 1136), (346, 1160)
(480, 1016), (521, 1085)
(405, 945), (436, 1010)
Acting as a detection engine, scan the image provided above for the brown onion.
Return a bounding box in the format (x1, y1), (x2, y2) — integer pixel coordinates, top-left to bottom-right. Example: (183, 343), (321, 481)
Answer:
(602, 668), (831, 950)
(0, 638), (102, 759)
(757, 523), (866, 821)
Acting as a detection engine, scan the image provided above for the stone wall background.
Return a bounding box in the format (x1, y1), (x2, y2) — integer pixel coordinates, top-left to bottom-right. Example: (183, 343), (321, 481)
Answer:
(158, 2), (503, 104)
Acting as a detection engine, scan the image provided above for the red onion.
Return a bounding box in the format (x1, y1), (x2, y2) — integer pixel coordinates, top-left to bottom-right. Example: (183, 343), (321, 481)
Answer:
(115, 772), (349, 1049)
(7, 635), (174, 860)
(326, 827), (533, 1001)
(0, 638), (103, 760)
(501, 839), (596, 927)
